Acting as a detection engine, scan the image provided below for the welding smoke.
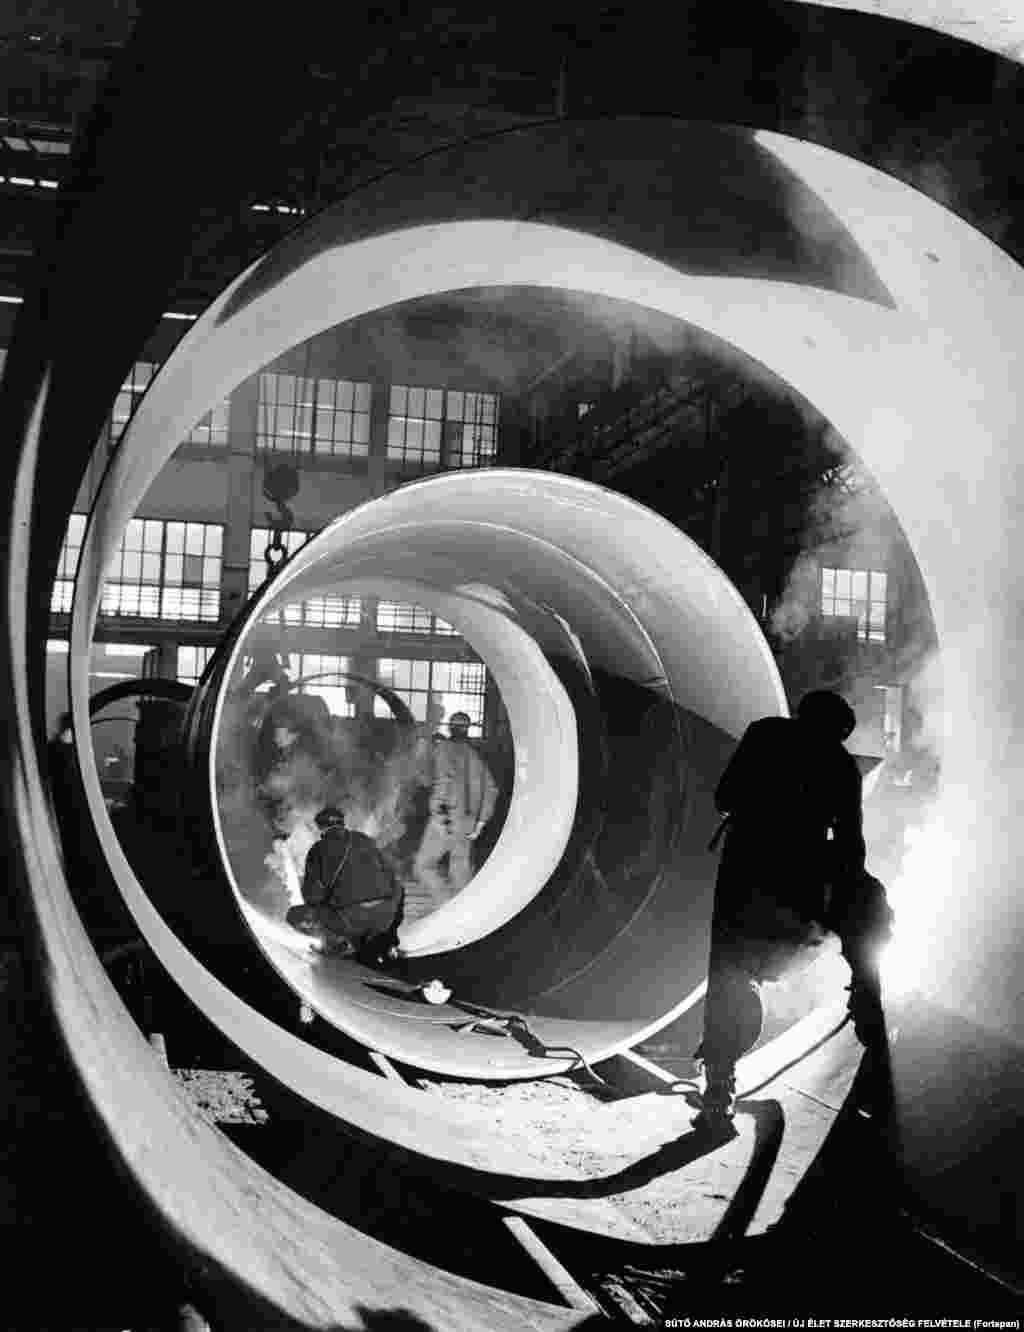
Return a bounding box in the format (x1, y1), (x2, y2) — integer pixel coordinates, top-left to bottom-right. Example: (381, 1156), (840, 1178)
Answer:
(217, 678), (435, 919)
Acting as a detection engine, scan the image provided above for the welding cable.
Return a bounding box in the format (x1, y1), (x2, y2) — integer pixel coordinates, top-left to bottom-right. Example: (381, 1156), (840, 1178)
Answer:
(736, 1012), (852, 1099)
(449, 1003), (614, 1089)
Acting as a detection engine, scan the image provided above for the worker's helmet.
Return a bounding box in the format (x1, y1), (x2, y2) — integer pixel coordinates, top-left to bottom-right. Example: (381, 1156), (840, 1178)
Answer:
(795, 690), (857, 742)
(315, 806), (347, 829)
(448, 711), (471, 730)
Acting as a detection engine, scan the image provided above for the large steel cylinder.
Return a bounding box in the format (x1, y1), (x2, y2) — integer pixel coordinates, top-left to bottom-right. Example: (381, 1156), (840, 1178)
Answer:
(3, 8), (1020, 1317)
(192, 469), (786, 1077)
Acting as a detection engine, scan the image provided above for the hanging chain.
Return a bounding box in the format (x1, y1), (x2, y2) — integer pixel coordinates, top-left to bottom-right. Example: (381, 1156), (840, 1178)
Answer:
(261, 464), (299, 587)
(263, 496), (294, 586)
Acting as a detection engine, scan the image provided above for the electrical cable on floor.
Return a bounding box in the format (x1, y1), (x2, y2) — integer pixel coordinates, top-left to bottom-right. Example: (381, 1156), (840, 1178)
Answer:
(736, 1013), (852, 1099)
(449, 1002), (614, 1088)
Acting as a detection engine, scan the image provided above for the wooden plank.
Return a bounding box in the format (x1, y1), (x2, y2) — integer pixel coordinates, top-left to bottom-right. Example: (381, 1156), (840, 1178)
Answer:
(501, 1216), (603, 1315)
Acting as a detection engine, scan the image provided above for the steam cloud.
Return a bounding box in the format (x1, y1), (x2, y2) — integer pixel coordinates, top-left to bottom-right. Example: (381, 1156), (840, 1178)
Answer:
(217, 686), (434, 919)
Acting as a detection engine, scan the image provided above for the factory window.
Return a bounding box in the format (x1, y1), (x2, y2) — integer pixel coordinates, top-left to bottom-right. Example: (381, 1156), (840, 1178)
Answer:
(51, 513), (87, 613)
(91, 642), (155, 681)
(821, 567), (887, 643)
(444, 390), (498, 467)
(387, 386), (499, 469)
(257, 373), (371, 458)
(100, 519), (222, 622)
(109, 362), (158, 446)
(271, 592), (362, 630)
(248, 527), (361, 628)
(106, 362), (229, 449)
(375, 657), (487, 735)
(186, 399), (230, 447)
(177, 645), (215, 686)
(376, 600), (457, 636)
(285, 651), (354, 718)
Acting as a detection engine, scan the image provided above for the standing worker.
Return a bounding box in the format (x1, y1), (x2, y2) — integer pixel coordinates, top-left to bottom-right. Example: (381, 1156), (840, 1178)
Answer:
(696, 690), (893, 1126)
(412, 711), (499, 910)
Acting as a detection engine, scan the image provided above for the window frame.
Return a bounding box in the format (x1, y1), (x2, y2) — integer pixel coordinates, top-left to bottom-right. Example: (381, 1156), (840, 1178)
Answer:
(375, 656), (488, 735)
(820, 565), (888, 643)
(387, 384), (499, 470)
(257, 372), (372, 459)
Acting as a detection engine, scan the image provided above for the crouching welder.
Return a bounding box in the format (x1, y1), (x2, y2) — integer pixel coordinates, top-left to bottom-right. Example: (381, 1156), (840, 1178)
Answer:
(696, 689), (894, 1126)
(286, 807), (403, 965)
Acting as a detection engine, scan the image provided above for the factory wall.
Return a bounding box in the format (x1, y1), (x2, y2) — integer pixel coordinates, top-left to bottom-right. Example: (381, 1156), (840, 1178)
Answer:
(3, 297), (934, 758)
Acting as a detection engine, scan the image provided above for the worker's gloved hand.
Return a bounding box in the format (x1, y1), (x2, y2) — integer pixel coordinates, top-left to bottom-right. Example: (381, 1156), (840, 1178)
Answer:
(828, 871), (894, 947)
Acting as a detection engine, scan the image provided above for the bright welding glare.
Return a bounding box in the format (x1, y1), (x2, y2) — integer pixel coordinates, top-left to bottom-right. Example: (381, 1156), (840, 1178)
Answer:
(878, 819), (956, 998)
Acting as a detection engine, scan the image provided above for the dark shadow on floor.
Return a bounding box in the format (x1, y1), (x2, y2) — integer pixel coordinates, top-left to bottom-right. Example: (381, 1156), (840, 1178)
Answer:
(483, 1117), (741, 1202)
(711, 1098), (784, 1242)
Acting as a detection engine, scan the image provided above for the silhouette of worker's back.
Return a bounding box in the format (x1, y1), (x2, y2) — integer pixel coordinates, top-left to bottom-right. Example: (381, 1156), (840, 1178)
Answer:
(713, 700), (864, 923)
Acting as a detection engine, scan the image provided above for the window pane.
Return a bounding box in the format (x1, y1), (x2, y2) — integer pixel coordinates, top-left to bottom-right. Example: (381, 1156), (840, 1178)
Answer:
(390, 386), (407, 414)
(835, 570), (851, 597)
(851, 571), (868, 601)
(408, 387), (425, 417)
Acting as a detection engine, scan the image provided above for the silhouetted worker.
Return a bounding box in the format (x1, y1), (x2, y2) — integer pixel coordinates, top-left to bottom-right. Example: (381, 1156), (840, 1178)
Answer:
(286, 806), (403, 964)
(696, 689), (892, 1125)
(412, 710), (498, 908)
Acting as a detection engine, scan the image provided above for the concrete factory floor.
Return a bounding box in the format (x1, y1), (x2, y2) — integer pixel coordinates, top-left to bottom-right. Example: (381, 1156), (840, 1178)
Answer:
(2, 941), (1021, 1328)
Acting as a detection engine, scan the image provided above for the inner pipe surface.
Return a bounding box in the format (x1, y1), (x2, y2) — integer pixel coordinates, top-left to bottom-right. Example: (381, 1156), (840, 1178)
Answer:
(207, 473), (784, 1076)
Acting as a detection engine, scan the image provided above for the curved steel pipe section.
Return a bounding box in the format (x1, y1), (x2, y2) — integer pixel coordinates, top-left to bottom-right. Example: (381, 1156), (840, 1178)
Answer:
(196, 470), (784, 1076)
(65, 136), (1024, 1095)
(3, 16), (1021, 1320)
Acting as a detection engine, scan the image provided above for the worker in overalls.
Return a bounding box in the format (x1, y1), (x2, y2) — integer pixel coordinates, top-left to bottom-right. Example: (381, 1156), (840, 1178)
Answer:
(696, 690), (893, 1126)
(287, 806), (403, 964)
(412, 711), (499, 910)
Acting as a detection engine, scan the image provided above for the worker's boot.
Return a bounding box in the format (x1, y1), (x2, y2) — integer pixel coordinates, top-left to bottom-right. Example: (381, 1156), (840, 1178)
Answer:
(695, 1062), (737, 1130)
